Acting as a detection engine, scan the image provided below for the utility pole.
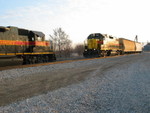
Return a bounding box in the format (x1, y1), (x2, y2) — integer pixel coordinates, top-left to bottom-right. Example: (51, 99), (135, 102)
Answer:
(135, 35), (138, 42)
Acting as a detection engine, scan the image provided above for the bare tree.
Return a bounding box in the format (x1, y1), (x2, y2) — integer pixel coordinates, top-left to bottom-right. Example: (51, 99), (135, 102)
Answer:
(74, 43), (84, 56)
(50, 28), (72, 57)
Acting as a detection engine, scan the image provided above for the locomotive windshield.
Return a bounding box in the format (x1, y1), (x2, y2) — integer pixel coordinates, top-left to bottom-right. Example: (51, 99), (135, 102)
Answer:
(88, 33), (104, 39)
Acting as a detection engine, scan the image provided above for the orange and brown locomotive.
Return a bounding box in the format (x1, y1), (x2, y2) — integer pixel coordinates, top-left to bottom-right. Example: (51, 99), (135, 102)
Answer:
(0, 26), (56, 64)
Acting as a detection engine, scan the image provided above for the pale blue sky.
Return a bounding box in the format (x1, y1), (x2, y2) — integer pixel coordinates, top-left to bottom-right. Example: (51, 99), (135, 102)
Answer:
(0, 0), (37, 13)
(0, 0), (149, 44)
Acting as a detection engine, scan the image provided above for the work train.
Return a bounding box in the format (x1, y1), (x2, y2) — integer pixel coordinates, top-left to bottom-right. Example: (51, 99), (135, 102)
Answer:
(83, 33), (142, 57)
(0, 26), (143, 65)
(0, 26), (56, 64)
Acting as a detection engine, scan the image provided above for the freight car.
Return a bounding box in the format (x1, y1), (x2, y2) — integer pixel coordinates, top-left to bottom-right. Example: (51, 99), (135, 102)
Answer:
(119, 38), (142, 54)
(0, 26), (56, 64)
(83, 33), (142, 57)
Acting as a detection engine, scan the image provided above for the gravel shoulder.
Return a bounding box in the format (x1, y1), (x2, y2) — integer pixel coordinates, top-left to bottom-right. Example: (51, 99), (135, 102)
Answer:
(0, 52), (150, 113)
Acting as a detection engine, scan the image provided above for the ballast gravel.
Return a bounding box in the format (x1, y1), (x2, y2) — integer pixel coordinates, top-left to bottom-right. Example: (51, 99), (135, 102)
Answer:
(0, 53), (150, 113)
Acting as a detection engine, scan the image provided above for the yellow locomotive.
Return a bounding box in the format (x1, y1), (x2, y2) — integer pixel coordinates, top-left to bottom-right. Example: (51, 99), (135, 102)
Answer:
(83, 33), (142, 57)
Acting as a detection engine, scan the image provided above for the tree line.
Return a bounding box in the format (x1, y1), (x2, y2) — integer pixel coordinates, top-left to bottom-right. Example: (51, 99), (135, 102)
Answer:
(49, 27), (84, 58)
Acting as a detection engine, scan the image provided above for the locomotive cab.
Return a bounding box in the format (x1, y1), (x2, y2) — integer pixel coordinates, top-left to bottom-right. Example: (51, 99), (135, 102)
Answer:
(87, 33), (104, 50)
(83, 33), (104, 57)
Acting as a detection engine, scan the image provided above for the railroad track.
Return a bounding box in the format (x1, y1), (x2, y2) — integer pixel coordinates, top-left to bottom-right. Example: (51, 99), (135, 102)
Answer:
(0, 54), (130, 71)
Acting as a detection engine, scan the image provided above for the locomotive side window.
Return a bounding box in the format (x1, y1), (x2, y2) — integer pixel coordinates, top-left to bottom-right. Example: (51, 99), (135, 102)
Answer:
(37, 37), (42, 41)
(18, 29), (29, 36)
(109, 36), (113, 39)
(32, 37), (35, 41)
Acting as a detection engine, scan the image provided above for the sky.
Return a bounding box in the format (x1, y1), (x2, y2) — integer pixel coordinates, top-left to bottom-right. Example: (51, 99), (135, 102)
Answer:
(0, 0), (150, 45)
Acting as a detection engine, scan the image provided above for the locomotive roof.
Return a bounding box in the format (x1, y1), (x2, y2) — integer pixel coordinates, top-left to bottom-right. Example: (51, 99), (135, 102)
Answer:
(0, 26), (45, 37)
(0, 26), (6, 29)
(30, 31), (45, 37)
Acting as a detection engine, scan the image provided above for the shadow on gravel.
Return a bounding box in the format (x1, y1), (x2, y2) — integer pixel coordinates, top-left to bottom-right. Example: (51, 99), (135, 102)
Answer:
(0, 67), (95, 106)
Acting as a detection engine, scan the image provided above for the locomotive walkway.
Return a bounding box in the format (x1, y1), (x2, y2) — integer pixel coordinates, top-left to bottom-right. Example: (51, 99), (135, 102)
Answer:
(0, 52), (149, 112)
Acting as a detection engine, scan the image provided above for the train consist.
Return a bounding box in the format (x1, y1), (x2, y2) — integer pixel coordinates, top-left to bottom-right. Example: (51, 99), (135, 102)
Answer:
(0, 26), (56, 64)
(83, 33), (142, 57)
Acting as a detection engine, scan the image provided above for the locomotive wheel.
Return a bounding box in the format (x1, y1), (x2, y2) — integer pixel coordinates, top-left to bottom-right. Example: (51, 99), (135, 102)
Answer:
(42, 56), (47, 63)
(31, 56), (36, 64)
(23, 55), (30, 64)
(28, 56), (34, 64)
(37, 56), (43, 63)
(22, 54), (55, 64)
(120, 51), (124, 55)
(101, 51), (107, 57)
(45, 55), (49, 62)
(107, 51), (111, 56)
(48, 55), (53, 62)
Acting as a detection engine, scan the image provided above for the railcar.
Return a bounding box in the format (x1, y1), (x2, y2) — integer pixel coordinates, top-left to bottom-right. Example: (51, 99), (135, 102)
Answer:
(119, 38), (136, 54)
(83, 33), (142, 57)
(0, 26), (56, 64)
(119, 38), (142, 54)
